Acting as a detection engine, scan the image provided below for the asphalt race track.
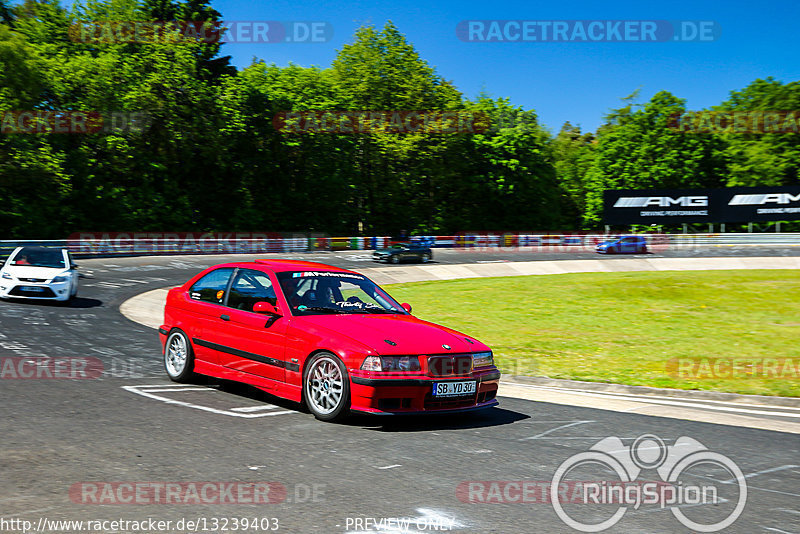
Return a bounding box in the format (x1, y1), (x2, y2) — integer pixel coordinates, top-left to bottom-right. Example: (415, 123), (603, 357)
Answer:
(1, 247), (799, 533)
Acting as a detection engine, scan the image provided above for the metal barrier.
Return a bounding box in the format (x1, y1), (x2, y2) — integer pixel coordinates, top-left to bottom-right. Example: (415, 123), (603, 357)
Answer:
(2, 233), (800, 259)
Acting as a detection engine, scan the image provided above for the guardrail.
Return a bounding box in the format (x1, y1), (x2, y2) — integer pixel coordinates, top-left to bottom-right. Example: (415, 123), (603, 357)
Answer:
(2, 233), (800, 259)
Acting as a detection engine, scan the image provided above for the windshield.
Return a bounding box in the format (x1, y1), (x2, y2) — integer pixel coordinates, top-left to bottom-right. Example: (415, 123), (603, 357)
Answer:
(277, 271), (406, 316)
(11, 248), (65, 268)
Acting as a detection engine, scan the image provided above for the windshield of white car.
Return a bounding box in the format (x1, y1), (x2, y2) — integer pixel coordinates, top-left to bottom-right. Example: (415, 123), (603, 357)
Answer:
(277, 271), (406, 316)
(12, 248), (65, 268)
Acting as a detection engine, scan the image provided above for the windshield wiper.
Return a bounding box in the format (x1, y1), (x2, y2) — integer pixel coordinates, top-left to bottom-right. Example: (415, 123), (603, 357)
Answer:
(297, 306), (349, 314)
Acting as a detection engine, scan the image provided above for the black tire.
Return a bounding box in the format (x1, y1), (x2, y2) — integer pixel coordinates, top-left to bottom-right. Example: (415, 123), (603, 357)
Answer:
(164, 329), (195, 382)
(421, 253), (431, 263)
(390, 255), (400, 264)
(303, 352), (351, 422)
(640, 246), (648, 253)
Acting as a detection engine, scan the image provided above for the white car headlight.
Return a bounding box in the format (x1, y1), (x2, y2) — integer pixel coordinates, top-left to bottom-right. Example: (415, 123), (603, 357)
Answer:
(52, 275), (70, 283)
(472, 351), (494, 367)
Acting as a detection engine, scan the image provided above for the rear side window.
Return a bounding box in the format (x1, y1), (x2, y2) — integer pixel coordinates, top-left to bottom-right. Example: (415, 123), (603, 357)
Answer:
(227, 269), (277, 312)
(190, 268), (234, 304)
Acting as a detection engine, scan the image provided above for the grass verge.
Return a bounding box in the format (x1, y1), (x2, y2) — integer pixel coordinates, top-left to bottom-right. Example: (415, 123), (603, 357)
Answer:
(386, 270), (800, 397)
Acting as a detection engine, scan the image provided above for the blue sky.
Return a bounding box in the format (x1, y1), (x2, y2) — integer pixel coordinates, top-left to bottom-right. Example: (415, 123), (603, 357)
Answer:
(69, 0), (800, 133)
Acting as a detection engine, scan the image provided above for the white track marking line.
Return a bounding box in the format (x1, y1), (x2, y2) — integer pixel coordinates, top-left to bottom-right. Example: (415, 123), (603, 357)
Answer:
(122, 385), (296, 418)
(509, 384), (800, 418)
(230, 405), (280, 413)
(524, 384), (800, 412)
(519, 420), (595, 441)
(722, 464), (800, 484)
(142, 387), (215, 393)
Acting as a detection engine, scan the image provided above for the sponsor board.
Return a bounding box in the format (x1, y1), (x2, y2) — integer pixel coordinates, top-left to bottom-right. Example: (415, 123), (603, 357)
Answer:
(604, 186), (800, 224)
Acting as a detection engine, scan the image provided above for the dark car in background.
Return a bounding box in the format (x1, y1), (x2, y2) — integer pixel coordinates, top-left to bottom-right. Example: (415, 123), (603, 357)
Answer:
(596, 235), (648, 254)
(373, 242), (433, 264)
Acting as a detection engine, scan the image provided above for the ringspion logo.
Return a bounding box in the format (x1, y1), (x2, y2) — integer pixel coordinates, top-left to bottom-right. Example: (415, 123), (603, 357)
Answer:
(551, 434), (746, 532)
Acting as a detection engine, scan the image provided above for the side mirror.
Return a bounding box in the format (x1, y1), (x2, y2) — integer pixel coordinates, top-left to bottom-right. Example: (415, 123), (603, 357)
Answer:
(401, 303), (412, 313)
(253, 301), (282, 316)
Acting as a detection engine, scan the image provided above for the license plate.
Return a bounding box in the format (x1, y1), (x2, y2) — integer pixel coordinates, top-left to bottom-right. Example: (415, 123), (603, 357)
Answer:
(432, 380), (476, 397)
(20, 286), (45, 292)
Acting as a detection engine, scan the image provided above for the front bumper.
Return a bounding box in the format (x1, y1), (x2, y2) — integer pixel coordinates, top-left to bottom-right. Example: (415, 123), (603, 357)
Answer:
(0, 279), (72, 301)
(349, 369), (500, 414)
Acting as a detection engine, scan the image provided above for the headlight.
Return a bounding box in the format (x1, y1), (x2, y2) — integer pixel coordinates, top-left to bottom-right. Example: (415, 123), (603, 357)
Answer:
(1, 272), (11, 280)
(52, 275), (70, 283)
(472, 351), (494, 367)
(360, 355), (421, 372)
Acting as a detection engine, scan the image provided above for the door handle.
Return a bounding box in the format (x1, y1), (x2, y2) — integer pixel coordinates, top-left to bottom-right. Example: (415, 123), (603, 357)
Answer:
(220, 314), (230, 321)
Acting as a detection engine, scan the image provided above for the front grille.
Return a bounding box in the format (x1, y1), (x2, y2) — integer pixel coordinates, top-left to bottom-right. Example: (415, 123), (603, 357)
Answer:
(428, 354), (473, 377)
(9, 286), (56, 298)
(19, 278), (46, 283)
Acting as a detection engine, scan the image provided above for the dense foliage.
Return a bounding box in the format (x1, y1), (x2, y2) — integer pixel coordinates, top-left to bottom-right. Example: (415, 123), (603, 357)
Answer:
(0, 0), (798, 237)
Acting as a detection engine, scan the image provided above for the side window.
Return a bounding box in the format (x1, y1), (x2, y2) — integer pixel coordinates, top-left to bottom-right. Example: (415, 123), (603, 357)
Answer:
(227, 269), (277, 312)
(190, 268), (234, 304)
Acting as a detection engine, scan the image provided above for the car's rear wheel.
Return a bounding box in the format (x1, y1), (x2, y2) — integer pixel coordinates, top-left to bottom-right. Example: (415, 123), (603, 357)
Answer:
(390, 255), (400, 264)
(421, 253), (431, 263)
(164, 330), (195, 382)
(304, 352), (350, 422)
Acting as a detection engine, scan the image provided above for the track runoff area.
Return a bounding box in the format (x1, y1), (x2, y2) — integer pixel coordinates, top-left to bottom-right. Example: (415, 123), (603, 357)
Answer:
(0, 247), (798, 534)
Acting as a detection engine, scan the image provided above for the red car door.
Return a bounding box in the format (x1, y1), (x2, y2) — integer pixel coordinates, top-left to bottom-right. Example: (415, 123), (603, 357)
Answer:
(207, 268), (287, 384)
(183, 267), (237, 365)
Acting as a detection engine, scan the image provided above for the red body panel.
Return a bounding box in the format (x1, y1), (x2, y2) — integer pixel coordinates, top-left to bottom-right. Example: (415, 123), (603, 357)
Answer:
(159, 260), (500, 414)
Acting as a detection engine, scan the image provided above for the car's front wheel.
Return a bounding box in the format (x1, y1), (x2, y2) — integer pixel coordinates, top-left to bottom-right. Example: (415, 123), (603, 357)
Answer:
(164, 330), (195, 382)
(421, 253), (431, 263)
(390, 255), (400, 264)
(304, 352), (350, 422)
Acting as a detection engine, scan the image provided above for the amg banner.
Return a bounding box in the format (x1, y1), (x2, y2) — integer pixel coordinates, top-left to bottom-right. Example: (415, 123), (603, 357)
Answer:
(604, 186), (800, 224)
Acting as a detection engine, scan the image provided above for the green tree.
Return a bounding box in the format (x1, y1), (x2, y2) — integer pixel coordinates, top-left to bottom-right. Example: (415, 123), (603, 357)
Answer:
(584, 90), (728, 226)
(551, 122), (596, 227)
(715, 78), (800, 186)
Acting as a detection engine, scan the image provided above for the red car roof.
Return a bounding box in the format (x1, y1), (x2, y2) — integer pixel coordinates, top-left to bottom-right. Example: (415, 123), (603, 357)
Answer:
(249, 259), (356, 273)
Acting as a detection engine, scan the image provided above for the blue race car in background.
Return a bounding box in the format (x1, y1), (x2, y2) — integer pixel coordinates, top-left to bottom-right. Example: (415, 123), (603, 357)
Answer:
(596, 235), (648, 254)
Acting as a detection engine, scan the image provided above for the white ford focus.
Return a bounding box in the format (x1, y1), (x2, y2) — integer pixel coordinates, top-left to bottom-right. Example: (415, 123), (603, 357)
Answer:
(0, 246), (79, 303)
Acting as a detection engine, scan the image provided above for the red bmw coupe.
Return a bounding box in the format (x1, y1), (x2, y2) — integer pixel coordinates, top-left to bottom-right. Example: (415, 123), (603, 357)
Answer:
(159, 260), (500, 421)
